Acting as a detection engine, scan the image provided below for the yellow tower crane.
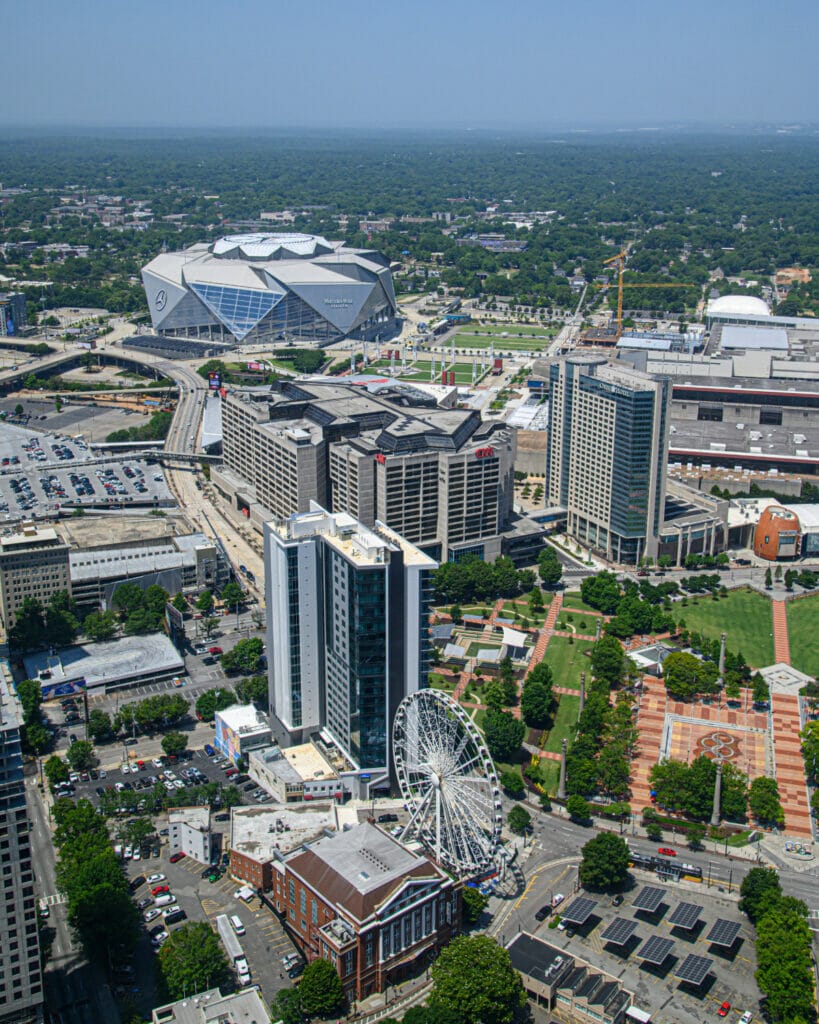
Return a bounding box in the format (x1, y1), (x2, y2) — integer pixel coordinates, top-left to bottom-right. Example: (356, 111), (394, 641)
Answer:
(599, 248), (693, 339)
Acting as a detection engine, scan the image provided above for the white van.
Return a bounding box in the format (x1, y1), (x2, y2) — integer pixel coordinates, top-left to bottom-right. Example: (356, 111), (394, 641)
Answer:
(154, 894), (176, 907)
(235, 958), (251, 985)
(230, 915), (245, 936)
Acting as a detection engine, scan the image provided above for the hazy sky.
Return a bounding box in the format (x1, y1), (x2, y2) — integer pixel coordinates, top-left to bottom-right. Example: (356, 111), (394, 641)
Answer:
(4, 0), (817, 129)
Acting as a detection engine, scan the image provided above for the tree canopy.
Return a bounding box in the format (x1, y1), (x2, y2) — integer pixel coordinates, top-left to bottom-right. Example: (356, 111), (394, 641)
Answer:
(298, 957), (345, 1018)
(579, 832), (630, 890)
(428, 935), (525, 1024)
(483, 708), (525, 763)
(157, 922), (231, 1000)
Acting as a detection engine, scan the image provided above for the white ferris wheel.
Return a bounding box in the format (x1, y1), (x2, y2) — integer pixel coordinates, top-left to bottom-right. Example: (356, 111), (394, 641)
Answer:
(392, 688), (504, 877)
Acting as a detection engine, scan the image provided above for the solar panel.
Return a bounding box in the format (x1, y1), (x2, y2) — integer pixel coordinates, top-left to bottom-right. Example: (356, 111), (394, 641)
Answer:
(561, 897), (598, 925)
(668, 902), (703, 930)
(601, 918), (638, 946)
(707, 919), (742, 947)
(633, 885), (665, 913)
(637, 935), (675, 965)
(675, 954), (714, 986)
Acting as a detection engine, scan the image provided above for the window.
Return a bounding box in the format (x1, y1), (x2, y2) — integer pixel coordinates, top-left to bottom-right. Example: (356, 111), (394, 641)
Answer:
(299, 890), (306, 915)
(288, 879), (295, 903)
(311, 898), (317, 924)
(760, 407), (782, 426)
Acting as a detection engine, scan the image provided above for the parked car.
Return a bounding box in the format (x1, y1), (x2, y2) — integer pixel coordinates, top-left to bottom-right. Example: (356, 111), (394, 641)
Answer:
(612, 894), (624, 907)
(151, 885), (170, 896)
(535, 905), (552, 922)
(128, 875), (146, 893)
(377, 813), (399, 824)
(207, 646), (223, 655)
(717, 1002), (731, 1018)
(169, 852), (186, 863)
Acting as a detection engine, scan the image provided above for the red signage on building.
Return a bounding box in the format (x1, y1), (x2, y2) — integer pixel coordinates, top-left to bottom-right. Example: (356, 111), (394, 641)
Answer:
(375, 453), (386, 465)
(475, 447), (495, 459)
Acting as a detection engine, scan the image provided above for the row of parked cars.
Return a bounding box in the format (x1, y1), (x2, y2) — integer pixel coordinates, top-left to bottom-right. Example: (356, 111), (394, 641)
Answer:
(129, 872), (187, 947)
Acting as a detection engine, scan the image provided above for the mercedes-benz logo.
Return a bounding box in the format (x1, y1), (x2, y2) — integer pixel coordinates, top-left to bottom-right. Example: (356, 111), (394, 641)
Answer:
(155, 289), (167, 310)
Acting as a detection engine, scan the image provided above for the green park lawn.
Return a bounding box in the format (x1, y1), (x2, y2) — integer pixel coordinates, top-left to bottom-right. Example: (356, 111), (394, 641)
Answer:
(536, 758), (561, 795)
(429, 672), (456, 693)
(542, 693), (580, 754)
(458, 323), (558, 337)
(679, 588), (774, 668)
(542, 634), (594, 691)
(465, 640), (502, 658)
(555, 612), (598, 635)
(787, 595), (819, 676)
(561, 592), (600, 614)
(454, 333), (552, 352)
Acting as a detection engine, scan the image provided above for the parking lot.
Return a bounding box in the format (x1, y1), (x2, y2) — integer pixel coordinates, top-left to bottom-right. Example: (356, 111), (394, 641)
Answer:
(0, 421), (173, 520)
(520, 869), (760, 1024)
(116, 817), (298, 1012)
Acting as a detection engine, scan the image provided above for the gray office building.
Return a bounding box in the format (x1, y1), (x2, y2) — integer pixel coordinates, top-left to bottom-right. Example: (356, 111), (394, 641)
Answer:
(0, 672), (42, 1024)
(546, 355), (670, 564)
(216, 379), (516, 563)
(264, 506), (437, 797)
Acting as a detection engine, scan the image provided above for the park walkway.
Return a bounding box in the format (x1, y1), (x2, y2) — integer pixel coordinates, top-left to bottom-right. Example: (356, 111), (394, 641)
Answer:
(771, 599), (791, 665)
(526, 593), (563, 672)
(770, 693), (813, 838)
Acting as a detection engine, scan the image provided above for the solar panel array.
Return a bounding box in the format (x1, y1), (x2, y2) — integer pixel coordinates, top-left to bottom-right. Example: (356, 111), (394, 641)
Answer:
(675, 954), (714, 986)
(601, 918), (638, 946)
(633, 885), (665, 913)
(668, 902), (703, 930)
(561, 897), (598, 925)
(637, 935), (675, 965)
(707, 919), (742, 947)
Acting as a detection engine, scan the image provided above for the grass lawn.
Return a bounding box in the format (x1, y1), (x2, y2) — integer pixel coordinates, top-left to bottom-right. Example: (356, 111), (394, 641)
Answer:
(680, 588), (774, 668)
(500, 600), (550, 627)
(542, 635), (594, 690)
(429, 673), (455, 692)
(542, 693), (580, 753)
(555, 612), (598, 635)
(465, 641), (502, 658)
(454, 333), (553, 352)
(787, 594), (819, 676)
(561, 592), (600, 614)
(537, 758), (561, 795)
(459, 323), (558, 337)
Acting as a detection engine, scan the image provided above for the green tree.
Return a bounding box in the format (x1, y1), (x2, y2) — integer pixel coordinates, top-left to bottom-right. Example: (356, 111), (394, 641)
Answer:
(16, 678), (42, 723)
(83, 609), (118, 642)
(220, 581), (246, 608)
(483, 708), (525, 763)
(507, 805), (531, 834)
(764, 567), (772, 589)
(581, 571), (621, 614)
(663, 651), (719, 701)
(591, 634), (625, 689)
(753, 675), (770, 705)
(271, 989), (304, 1024)
(112, 582), (145, 616)
(9, 598), (47, 650)
(66, 740), (94, 770)
(724, 677), (741, 702)
(579, 832), (630, 890)
(157, 922), (231, 1000)
(520, 675), (553, 728)
(298, 957), (345, 1018)
(195, 688), (235, 722)
(161, 732), (188, 757)
(195, 589), (214, 613)
(428, 935), (525, 1024)
(739, 867), (782, 923)
(500, 769), (524, 796)
(748, 777), (785, 827)
(87, 709), (113, 742)
(220, 637), (264, 675)
(537, 546), (563, 588)
(201, 615), (219, 639)
(686, 822), (707, 849)
(235, 675), (268, 709)
(171, 592), (188, 614)
(461, 886), (489, 925)
(566, 794), (591, 822)
(44, 755), (69, 789)
(755, 901), (815, 1023)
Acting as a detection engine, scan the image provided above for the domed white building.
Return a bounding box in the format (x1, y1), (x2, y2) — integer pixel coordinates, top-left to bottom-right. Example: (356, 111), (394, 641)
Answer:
(706, 294), (771, 318)
(142, 233), (398, 346)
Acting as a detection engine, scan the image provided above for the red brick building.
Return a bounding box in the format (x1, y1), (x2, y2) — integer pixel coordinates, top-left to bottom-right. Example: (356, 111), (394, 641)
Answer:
(273, 822), (461, 1001)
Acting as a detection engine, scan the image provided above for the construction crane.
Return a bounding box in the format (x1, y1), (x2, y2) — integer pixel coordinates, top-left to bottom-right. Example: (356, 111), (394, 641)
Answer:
(598, 248), (692, 339)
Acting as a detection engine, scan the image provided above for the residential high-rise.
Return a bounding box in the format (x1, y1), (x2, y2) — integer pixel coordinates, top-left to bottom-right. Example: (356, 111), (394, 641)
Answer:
(545, 355), (670, 564)
(264, 505), (436, 796)
(0, 525), (71, 631)
(0, 673), (43, 1024)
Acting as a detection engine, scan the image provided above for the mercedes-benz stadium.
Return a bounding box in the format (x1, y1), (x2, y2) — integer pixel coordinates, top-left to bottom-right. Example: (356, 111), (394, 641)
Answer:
(141, 233), (399, 346)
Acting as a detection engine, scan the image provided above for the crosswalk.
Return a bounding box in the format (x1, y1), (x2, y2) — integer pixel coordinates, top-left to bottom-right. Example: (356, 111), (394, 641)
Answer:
(40, 892), (67, 906)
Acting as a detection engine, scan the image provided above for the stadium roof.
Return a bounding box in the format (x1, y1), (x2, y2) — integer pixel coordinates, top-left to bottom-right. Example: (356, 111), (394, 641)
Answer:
(707, 294), (771, 317)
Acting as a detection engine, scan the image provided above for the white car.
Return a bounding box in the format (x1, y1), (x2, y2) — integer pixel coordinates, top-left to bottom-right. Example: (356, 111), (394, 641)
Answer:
(150, 930), (169, 948)
(120, 763), (129, 774)
(164, 781), (175, 792)
(98, 769), (107, 779)
(115, 781), (126, 792)
(739, 1014), (753, 1024)
(152, 758), (164, 769)
(124, 847), (133, 860)
(173, 779), (184, 789)
(132, 849), (141, 861)
(165, 771), (177, 781)
(144, 908), (162, 922)
(146, 874), (166, 884)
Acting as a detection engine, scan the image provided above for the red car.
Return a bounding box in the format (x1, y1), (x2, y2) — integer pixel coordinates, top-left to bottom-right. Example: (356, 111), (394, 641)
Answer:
(208, 646), (223, 656)
(658, 847), (676, 857)
(151, 884), (170, 896)
(169, 852), (186, 864)
(717, 1002), (731, 1017)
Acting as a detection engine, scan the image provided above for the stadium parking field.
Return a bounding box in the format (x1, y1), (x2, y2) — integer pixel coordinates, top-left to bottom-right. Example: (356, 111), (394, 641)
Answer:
(543, 635), (594, 690)
(679, 588), (774, 668)
(787, 594), (819, 676)
(454, 332), (553, 351)
(458, 323), (559, 337)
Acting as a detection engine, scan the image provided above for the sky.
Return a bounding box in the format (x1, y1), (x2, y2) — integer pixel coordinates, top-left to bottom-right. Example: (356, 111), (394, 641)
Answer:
(3, 0), (817, 130)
